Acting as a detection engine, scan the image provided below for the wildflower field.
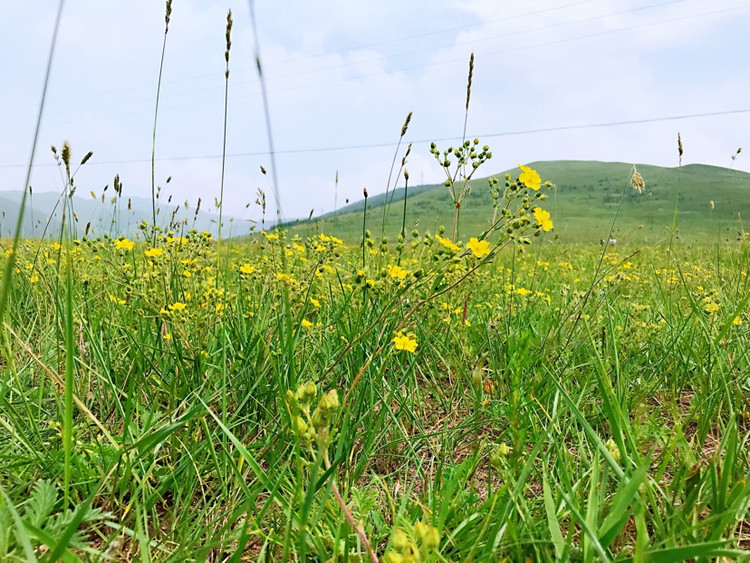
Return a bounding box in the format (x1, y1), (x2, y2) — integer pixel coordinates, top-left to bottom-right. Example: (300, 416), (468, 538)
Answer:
(1, 174), (749, 561)
(2, 3), (748, 561)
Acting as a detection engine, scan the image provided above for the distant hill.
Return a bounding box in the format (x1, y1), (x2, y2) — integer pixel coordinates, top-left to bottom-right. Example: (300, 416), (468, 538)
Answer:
(0, 191), (249, 239)
(284, 161), (750, 245)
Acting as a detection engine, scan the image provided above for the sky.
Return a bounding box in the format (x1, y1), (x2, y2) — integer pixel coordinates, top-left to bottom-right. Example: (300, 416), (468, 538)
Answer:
(1, 0), (748, 230)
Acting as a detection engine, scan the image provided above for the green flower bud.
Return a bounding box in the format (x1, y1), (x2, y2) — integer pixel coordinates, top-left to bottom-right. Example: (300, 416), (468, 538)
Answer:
(415, 521), (440, 550)
(471, 365), (483, 389)
(320, 389), (339, 411)
(606, 438), (620, 462)
(285, 389), (298, 411)
(295, 381), (317, 406)
(292, 415), (308, 437)
(392, 529), (409, 550)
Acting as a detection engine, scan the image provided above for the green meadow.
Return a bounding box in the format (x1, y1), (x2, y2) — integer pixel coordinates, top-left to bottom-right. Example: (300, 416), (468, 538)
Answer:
(0, 163), (748, 561)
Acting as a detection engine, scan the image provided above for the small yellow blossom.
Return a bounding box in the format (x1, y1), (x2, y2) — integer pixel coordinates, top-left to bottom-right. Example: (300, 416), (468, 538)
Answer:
(435, 234), (460, 251)
(301, 319), (313, 328)
(519, 164), (542, 190)
(144, 248), (163, 258)
(705, 304), (719, 314)
(393, 332), (418, 353)
(533, 207), (553, 231)
(276, 272), (297, 283)
(466, 237), (490, 258)
(115, 238), (135, 251)
(239, 263), (255, 275)
(168, 302), (187, 312)
(262, 231), (279, 241)
(388, 264), (408, 280)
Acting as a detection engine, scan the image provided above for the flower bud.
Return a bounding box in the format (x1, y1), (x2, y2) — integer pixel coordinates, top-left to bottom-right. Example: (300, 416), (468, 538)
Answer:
(415, 522), (440, 550)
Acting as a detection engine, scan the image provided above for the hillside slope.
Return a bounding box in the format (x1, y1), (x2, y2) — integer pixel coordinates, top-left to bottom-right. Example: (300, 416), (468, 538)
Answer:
(287, 161), (750, 245)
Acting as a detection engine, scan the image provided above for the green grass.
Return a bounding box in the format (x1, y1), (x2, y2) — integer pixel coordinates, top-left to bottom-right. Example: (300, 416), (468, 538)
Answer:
(0, 225), (748, 561)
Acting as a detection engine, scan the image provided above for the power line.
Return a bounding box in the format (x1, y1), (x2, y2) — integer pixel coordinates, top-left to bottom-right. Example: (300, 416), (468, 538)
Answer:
(2, 107), (745, 169)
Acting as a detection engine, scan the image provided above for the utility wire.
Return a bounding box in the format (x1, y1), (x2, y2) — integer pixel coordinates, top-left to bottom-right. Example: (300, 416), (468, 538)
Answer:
(1, 107), (746, 169)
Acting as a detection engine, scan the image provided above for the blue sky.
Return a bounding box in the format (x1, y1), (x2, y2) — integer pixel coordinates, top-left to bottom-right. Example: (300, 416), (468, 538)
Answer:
(1, 0), (748, 228)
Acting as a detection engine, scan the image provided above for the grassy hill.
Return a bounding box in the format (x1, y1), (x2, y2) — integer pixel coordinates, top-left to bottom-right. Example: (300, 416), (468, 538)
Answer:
(285, 161), (750, 245)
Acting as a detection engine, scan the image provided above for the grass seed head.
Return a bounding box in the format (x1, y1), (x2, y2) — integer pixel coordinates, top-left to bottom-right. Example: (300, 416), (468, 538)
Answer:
(465, 52), (474, 110)
(400, 111), (412, 137)
(164, 0), (172, 32)
(630, 166), (645, 194)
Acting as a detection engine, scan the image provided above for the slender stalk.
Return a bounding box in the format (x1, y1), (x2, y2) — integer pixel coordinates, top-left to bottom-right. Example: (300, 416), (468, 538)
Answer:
(397, 170), (409, 266)
(150, 0), (172, 238)
(63, 256), (74, 506)
(0, 0), (64, 325)
(361, 188), (368, 270)
(218, 10), (232, 244)
(381, 112), (412, 236)
(332, 170), (339, 233)
(248, 0), (281, 224)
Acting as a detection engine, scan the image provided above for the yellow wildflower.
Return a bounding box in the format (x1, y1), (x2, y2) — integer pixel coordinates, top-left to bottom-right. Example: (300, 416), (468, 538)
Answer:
(466, 237), (490, 258)
(301, 319), (313, 328)
(533, 207), (553, 231)
(144, 248), (163, 258)
(392, 332), (418, 353)
(115, 238), (134, 251)
(519, 164), (541, 190)
(388, 264), (408, 280)
(168, 302), (187, 311)
(276, 272), (297, 283)
(239, 263), (255, 275)
(435, 234), (460, 251)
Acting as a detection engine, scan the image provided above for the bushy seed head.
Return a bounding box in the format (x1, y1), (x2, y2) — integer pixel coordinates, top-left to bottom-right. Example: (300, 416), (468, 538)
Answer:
(400, 111), (412, 137)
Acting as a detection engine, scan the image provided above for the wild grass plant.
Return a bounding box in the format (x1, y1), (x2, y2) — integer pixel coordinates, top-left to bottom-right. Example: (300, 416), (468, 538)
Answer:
(0, 3), (748, 562)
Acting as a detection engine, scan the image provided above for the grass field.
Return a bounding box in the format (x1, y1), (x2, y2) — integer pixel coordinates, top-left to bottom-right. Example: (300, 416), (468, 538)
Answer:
(0, 163), (749, 560)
